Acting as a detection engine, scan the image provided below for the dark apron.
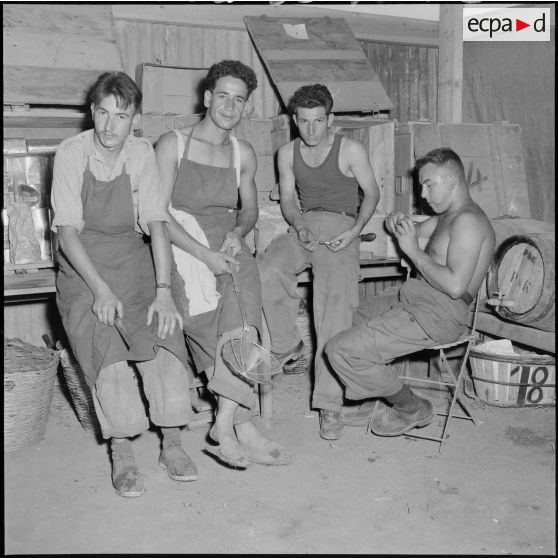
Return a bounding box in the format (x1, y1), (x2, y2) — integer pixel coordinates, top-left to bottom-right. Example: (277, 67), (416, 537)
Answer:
(171, 131), (262, 373)
(56, 162), (189, 384)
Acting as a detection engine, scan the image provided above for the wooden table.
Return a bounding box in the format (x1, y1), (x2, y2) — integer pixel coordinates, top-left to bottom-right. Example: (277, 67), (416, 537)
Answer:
(296, 256), (405, 284)
(4, 257), (405, 302)
(476, 312), (555, 354)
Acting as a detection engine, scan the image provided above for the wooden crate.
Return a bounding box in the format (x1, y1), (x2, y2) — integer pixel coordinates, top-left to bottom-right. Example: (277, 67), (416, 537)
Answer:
(332, 116), (395, 259)
(244, 15), (393, 113)
(394, 121), (531, 218)
(135, 64), (208, 116)
(3, 4), (122, 106)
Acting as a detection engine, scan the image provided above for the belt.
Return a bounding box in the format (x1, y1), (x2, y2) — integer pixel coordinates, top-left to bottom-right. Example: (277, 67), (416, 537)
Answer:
(303, 207), (357, 219)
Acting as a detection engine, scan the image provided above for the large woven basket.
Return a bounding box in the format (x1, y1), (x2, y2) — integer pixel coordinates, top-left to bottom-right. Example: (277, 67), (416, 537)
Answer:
(469, 345), (555, 407)
(4, 338), (59, 452)
(58, 346), (100, 432)
(283, 297), (315, 375)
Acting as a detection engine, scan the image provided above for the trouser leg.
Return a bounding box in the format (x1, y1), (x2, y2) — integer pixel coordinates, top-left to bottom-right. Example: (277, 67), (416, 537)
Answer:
(206, 334), (257, 423)
(259, 231), (310, 353)
(92, 361), (150, 440)
(325, 306), (434, 400)
(135, 347), (193, 427)
(311, 246), (360, 412)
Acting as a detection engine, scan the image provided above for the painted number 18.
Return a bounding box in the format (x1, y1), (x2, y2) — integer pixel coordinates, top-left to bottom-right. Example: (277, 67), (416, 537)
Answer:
(510, 365), (550, 405)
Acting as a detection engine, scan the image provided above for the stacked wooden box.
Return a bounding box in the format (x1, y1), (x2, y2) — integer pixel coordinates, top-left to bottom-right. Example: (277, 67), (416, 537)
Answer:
(332, 116), (396, 259)
(394, 121), (531, 218)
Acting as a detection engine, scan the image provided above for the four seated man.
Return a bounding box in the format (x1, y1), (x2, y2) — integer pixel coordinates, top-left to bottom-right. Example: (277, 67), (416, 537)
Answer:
(51, 63), (496, 497)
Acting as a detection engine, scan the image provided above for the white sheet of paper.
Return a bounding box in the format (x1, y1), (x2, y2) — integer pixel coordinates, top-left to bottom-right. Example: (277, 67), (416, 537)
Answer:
(283, 23), (309, 40)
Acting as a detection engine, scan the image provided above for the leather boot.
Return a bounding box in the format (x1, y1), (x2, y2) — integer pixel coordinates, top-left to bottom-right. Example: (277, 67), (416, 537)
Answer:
(111, 438), (144, 498)
(159, 428), (198, 482)
(319, 410), (343, 440)
(370, 387), (435, 437)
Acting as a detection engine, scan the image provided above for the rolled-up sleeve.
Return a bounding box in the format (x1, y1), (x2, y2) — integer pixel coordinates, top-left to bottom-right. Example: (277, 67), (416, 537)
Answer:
(135, 145), (170, 235)
(50, 141), (85, 233)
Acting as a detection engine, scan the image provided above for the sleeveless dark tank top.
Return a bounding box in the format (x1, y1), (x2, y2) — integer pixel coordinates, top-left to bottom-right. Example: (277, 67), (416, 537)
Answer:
(293, 134), (360, 214)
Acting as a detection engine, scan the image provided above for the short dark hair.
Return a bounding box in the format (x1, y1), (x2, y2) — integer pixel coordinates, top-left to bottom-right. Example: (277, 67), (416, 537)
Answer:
(416, 147), (466, 179)
(288, 84), (333, 116)
(89, 71), (142, 112)
(205, 60), (258, 98)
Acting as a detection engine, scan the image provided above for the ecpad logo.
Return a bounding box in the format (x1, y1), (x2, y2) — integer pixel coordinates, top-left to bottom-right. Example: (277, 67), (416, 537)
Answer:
(463, 8), (550, 41)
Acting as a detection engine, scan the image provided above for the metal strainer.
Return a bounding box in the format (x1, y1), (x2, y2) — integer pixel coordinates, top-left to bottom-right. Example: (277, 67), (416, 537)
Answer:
(221, 270), (282, 384)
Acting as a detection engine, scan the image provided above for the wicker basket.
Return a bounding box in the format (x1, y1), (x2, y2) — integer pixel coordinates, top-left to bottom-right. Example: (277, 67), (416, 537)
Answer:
(58, 346), (100, 432)
(469, 345), (555, 407)
(283, 297), (315, 375)
(4, 338), (59, 452)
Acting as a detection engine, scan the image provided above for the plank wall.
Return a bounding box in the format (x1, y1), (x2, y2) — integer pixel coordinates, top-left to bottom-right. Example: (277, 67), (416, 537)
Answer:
(361, 42), (438, 123)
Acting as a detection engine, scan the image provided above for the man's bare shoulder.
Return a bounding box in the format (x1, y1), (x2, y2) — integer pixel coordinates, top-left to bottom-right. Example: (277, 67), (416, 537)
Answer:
(156, 130), (179, 147)
(236, 137), (256, 155)
(453, 204), (495, 236)
(278, 140), (295, 157)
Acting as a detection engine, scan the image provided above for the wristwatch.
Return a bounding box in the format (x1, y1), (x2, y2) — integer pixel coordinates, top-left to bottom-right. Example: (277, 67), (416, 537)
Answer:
(156, 283), (171, 289)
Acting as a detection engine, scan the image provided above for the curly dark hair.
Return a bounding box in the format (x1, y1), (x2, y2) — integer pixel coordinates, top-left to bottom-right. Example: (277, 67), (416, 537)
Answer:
(288, 84), (333, 116)
(88, 71), (142, 112)
(416, 147), (466, 180)
(205, 60), (258, 98)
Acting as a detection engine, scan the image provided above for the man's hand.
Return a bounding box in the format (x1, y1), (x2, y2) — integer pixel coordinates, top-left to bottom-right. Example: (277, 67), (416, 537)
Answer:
(296, 226), (318, 251)
(147, 289), (183, 339)
(205, 250), (239, 275)
(92, 285), (123, 326)
(220, 231), (242, 256)
(385, 211), (407, 236)
(392, 215), (421, 255)
(324, 228), (358, 252)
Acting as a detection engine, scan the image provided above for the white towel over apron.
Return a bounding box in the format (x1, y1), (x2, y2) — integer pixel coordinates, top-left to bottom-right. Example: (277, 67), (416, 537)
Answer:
(169, 130), (241, 316)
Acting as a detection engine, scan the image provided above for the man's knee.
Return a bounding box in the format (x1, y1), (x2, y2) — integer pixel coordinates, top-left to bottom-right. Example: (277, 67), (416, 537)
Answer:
(324, 331), (347, 367)
(260, 235), (298, 271)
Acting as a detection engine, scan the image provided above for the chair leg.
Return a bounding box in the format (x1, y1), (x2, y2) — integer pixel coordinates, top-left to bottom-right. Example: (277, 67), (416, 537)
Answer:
(403, 344), (477, 452)
(258, 311), (273, 423)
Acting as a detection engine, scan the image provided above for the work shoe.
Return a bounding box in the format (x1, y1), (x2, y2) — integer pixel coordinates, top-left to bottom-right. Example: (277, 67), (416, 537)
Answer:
(111, 441), (144, 498)
(370, 396), (435, 437)
(283, 354), (309, 376)
(159, 441), (198, 482)
(271, 340), (304, 368)
(319, 409), (343, 440)
(341, 399), (377, 427)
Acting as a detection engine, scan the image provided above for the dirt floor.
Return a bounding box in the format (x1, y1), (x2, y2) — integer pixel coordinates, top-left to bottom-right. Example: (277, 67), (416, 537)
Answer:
(4, 366), (556, 555)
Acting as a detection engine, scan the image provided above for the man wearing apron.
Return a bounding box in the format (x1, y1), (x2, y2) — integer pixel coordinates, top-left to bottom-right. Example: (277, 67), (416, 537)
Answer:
(51, 72), (196, 498)
(155, 60), (291, 468)
(258, 84), (380, 441)
(325, 148), (495, 437)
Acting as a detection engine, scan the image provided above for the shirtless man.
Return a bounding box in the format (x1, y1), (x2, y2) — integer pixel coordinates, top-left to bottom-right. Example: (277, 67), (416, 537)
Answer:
(325, 147), (495, 437)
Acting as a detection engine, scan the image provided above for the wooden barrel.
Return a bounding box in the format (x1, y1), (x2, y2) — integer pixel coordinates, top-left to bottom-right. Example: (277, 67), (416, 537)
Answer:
(479, 218), (555, 304)
(486, 232), (555, 332)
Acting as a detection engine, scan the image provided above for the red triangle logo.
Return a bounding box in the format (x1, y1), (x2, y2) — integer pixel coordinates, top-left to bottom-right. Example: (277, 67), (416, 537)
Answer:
(516, 19), (530, 31)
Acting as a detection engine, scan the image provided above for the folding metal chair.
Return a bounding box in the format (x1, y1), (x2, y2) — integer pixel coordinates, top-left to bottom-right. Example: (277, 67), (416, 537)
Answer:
(398, 262), (481, 451)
